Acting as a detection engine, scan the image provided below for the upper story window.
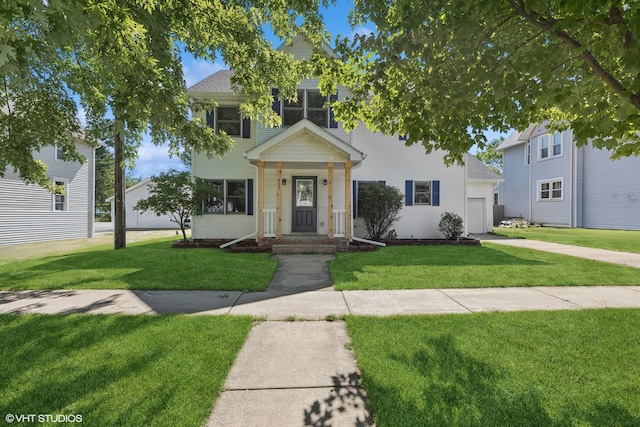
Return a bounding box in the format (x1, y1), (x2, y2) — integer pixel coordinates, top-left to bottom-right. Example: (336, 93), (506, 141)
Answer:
(524, 142), (530, 165)
(205, 107), (250, 138)
(273, 89), (336, 128)
(55, 145), (65, 161)
(538, 133), (563, 160)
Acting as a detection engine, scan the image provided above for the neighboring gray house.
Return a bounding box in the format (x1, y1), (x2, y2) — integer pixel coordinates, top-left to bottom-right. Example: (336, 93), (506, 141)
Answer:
(106, 179), (181, 230)
(498, 122), (640, 230)
(0, 140), (96, 246)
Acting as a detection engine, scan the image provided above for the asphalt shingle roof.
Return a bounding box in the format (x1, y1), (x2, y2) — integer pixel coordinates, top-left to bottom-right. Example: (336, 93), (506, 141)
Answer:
(187, 69), (233, 93)
(467, 154), (502, 180)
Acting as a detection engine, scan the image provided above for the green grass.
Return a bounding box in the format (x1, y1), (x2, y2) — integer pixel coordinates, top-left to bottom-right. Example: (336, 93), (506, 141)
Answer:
(329, 244), (640, 290)
(0, 314), (252, 427)
(347, 310), (640, 427)
(493, 227), (640, 254)
(0, 237), (277, 291)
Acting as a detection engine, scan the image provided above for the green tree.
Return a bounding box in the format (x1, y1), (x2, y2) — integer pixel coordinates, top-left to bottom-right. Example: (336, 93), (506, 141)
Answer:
(2, 0), (327, 249)
(316, 0), (640, 165)
(94, 145), (114, 217)
(133, 170), (215, 243)
(358, 182), (404, 241)
(476, 137), (504, 175)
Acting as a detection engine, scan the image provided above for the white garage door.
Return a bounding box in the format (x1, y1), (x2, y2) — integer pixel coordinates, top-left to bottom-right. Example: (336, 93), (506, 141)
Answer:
(467, 198), (486, 234)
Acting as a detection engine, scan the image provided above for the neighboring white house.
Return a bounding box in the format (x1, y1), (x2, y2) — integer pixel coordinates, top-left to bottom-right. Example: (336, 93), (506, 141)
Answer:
(106, 179), (180, 230)
(498, 122), (640, 230)
(187, 36), (501, 243)
(0, 139), (96, 246)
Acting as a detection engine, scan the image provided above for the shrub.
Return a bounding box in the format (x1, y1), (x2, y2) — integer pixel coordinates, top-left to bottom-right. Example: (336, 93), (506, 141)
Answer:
(438, 212), (464, 240)
(358, 183), (404, 241)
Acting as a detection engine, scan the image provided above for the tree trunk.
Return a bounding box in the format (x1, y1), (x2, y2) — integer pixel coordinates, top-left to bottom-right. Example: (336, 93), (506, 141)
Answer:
(114, 125), (126, 249)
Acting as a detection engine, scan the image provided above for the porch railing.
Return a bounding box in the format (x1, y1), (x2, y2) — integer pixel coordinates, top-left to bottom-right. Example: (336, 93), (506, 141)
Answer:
(263, 209), (276, 237)
(333, 209), (346, 237)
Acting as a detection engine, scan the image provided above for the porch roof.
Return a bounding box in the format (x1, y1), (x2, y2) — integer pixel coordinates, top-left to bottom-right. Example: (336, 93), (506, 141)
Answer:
(244, 119), (365, 165)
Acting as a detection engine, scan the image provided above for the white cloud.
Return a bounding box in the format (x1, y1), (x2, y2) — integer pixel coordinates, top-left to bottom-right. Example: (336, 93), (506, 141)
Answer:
(77, 107), (87, 127)
(183, 59), (227, 87)
(131, 140), (187, 179)
(349, 26), (374, 40)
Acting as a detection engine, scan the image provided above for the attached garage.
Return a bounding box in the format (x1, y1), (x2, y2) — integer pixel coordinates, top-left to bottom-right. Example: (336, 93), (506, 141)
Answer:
(467, 198), (486, 233)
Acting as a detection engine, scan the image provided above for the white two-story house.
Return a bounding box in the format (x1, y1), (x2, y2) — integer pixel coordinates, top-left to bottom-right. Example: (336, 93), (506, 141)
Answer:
(187, 36), (501, 244)
(498, 122), (640, 230)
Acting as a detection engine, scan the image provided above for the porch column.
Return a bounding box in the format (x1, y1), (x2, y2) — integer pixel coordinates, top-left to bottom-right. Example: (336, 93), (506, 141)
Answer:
(345, 161), (352, 240)
(257, 161), (265, 239)
(327, 162), (334, 239)
(276, 161), (283, 239)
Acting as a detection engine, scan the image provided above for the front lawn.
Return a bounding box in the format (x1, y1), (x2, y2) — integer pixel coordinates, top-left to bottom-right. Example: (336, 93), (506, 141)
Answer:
(329, 243), (640, 290)
(0, 314), (252, 427)
(0, 238), (276, 291)
(347, 310), (640, 427)
(493, 227), (640, 254)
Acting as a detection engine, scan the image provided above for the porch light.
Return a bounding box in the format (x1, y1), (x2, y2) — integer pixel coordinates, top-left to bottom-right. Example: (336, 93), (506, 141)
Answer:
(322, 179), (328, 185)
(282, 178), (287, 185)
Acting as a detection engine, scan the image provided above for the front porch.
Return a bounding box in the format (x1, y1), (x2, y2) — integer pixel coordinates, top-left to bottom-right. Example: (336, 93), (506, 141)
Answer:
(245, 120), (365, 243)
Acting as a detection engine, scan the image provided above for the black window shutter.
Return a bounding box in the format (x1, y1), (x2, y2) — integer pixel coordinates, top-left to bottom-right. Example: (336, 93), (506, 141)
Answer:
(329, 93), (338, 128)
(399, 134), (407, 141)
(271, 88), (281, 116)
(405, 180), (413, 206)
(247, 179), (254, 215)
(206, 110), (215, 129)
(242, 117), (251, 139)
(432, 180), (440, 206)
(378, 180), (386, 185)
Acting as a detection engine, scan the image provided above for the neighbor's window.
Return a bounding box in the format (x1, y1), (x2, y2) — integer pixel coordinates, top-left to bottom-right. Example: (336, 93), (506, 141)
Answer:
(538, 178), (563, 201)
(539, 133), (562, 160)
(540, 136), (549, 159)
(414, 181), (432, 205)
(55, 145), (65, 161)
(202, 179), (246, 214)
(524, 141), (531, 165)
(53, 180), (67, 211)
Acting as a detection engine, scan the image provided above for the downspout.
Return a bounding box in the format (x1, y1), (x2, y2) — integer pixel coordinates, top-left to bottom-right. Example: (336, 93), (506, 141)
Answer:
(571, 132), (577, 228)
(528, 141), (533, 222)
(464, 153), (469, 236)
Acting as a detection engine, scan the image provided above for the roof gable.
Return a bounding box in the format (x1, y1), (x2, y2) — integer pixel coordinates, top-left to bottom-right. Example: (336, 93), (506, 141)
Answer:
(245, 119), (364, 163)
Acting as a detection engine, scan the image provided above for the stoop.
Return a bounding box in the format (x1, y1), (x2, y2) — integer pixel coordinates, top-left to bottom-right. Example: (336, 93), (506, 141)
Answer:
(271, 244), (337, 255)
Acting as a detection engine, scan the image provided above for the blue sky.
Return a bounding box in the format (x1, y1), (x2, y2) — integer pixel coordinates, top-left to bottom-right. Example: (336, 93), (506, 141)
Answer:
(130, 2), (508, 178)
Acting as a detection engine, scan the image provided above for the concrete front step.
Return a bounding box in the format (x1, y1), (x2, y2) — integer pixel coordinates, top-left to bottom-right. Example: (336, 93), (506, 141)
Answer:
(271, 244), (336, 255)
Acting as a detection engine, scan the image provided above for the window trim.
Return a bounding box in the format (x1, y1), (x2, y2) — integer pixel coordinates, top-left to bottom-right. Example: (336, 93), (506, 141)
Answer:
(55, 145), (65, 162)
(278, 89), (330, 128)
(538, 132), (563, 161)
(202, 179), (247, 215)
(537, 177), (564, 201)
(205, 106), (249, 138)
(216, 106), (242, 137)
(52, 178), (68, 211)
(414, 181), (432, 205)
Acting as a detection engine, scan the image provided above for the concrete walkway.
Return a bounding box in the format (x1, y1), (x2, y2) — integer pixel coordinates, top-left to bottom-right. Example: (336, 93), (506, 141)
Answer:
(475, 233), (640, 269)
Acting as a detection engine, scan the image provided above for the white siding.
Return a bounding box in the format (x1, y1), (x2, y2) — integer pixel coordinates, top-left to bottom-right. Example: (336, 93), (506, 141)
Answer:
(350, 125), (466, 239)
(581, 145), (640, 230)
(0, 142), (94, 246)
(123, 182), (180, 229)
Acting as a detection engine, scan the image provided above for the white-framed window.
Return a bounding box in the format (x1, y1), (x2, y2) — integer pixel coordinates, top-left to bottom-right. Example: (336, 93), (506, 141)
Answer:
(202, 179), (246, 214)
(53, 179), (68, 211)
(537, 178), (563, 201)
(55, 145), (65, 162)
(524, 141), (530, 165)
(539, 133), (563, 160)
(281, 89), (329, 127)
(414, 181), (432, 205)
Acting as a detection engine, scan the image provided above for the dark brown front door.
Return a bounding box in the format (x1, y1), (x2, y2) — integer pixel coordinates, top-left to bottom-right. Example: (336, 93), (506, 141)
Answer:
(292, 176), (317, 233)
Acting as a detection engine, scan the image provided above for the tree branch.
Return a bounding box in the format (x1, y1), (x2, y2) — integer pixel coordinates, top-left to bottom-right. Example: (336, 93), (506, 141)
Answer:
(507, 0), (640, 109)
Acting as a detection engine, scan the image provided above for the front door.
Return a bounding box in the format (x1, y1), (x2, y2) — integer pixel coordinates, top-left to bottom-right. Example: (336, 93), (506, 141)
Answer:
(292, 176), (317, 232)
